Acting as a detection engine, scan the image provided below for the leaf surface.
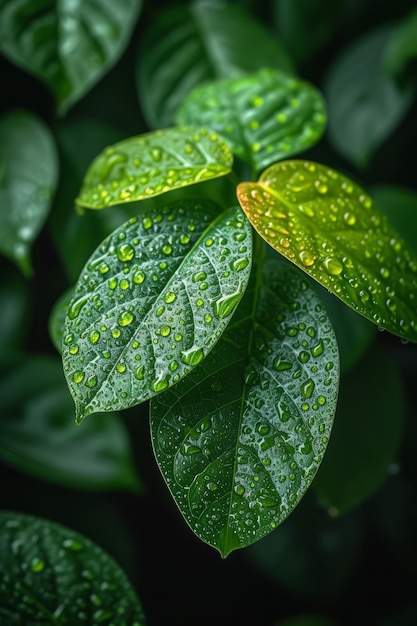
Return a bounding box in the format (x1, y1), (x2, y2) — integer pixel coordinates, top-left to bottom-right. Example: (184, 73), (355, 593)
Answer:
(0, 511), (146, 624)
(237, 160), (417, 343)
(75, 127), (233, 210)
(0, 0), (142, 114)
(0, 109), (58, 275)
(151, 255), (339, 557)
(176, 68), (326, 175)
(136, 2), (293, 128)
(62, 200), (252, 423)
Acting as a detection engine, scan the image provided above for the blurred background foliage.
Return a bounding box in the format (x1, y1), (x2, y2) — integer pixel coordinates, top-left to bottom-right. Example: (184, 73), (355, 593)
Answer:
(0, 0), (416, 624)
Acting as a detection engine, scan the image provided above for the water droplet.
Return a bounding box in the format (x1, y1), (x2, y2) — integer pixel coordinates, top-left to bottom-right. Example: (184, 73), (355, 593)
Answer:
(299, 250), (315, 267)
(30, 557), (45, 573)
(231, 257), (249, 272)
(151, 375), (169, 392)
(142, 216), (153, 229)
(162, 244), (172, 255)
(235, 485), (245, 496)
(88, 331), (100, 344)
(311, 338), (324, 357)
(118, 311), (134, 326)
(301, 378), (315, 398)
(116, 243), (135, 262)
(214, 291), (241, 319)
(68, 293), (90, 320)
(164, 292), (176, 303)
(63, 538), (83, 551)
(259, 496), (279, 508)
(116, 363), (126, 373)
(272, 357), (292, 371)
(181, 346), (204, 366)
(160, 325), (171, 337)
(192, 271), (207, 282)
(69, 344), (79, 355)
(73, 371), (85, 384)
(324, 256), (343, 275)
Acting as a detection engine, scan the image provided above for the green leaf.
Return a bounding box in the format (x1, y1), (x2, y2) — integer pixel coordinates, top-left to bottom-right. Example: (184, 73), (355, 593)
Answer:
(384, 7), (417, 77)
(48, 285), (74, 353)
(0, 356), (141, 492)
(371, 184), (417, 257)
(150, 255), (339, 557)
(0, 511), (146, 624)
(0, 271), (29, 356)
(75, 126), (233, 210)
(0, 0), (142, 115)
(313, 344), (405, 515)
(0, 109), (58, 276)
(237, 160), (417, 343)
(324, 25), (415, 168)
(176, 68), (326, 176)
(136, 1), (293, 128)
(62, 200), (252, 423)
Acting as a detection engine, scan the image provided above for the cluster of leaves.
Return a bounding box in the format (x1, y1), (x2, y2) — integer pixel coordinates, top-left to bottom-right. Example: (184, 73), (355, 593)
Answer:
(1, 0), (417, 624)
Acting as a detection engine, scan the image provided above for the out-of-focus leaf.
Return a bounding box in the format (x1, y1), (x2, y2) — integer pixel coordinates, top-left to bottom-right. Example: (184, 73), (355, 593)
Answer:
(313, 344), (405, 515)
(151, 256), (339, 557)
(0, 0), (143, 114)
(136, 1), (293, 128)
(324, 25), (415, 168)
(62, 200), (252, 423)
(0, 511), (146, 624)
(176, 68), (326, 176)
(371, 184), (417, 256)
(48, 285), (74, 353)
(75, 127), (233, 210)
(0, 270), (29, 356)
(0, 356), (141, 492)
(0, 109), (58, 276)
(384, 7), (417, 77)
(237, 160), (417, 344)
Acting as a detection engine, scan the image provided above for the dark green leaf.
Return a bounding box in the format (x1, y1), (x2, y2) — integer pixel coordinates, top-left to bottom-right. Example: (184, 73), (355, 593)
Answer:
(371, 184), (417, 256)
(0, 109), (58, 275)
(237, 160), (417, 343)
(62, 200), (252, 423)
(0, 0), (142, 114)
(384, 7), (417, 77)
(48, 285), (74, 354)
(313, 344), (405, 515)
(0, 511), (146, 624)
(176, 68), (326, 175)
(324, 25), (415, 168)
(75, 126), (233, 210)
(136, 1), (293, 128)
(0, 271), (29, 356)
(151, 255), (339, 557)
(0, 356), (141, 492)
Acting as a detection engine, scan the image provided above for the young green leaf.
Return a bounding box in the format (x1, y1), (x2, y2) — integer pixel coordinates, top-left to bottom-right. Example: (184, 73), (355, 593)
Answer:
(0, 109), (58, 276)
(237, 160), (417, 343)
(0, 0), (142, 114)
(75, 127), (233, 210)
(136, 2), (293, 128)
(0, 511), (146, 624)
(150, 255), (339, 557)
(175, 68), (326, 176)
(63, 200), (252, 423)
(0, 356), (141, 492)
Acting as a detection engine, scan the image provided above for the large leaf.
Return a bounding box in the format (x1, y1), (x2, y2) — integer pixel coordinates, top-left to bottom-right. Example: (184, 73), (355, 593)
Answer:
(0, 109), (58, 275)
(136, 1), (293, 128)
(313, 344), (405, 515)
(176, 68), (326, 176)
(0, 356), (141, 492)
(75, 126), (233, 210)
(324, 24), (415, 168)
(237, 160), (417, 343)
(63, 200), (252, 423)
(150, 255), (339, 557)
(0, 511), (146, 624)
(0, 0), (142, 114)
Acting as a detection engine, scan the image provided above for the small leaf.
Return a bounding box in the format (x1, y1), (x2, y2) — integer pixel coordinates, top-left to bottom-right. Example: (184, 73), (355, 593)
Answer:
(313, 344), (405, 515)
(176, 68), (326, 176)
(0, 109), (58, 275)
(150, 256), (339, 557)
(75, 126), (233, 210)
(237, 160), (417, 343)
(62, 200), (252, 423)
(136, 2), (293, 128)
(0, 0), (143, 114)
(324, 25), (415, 168)
(0, 511), (146, 624)
(0, 356), (141, 492)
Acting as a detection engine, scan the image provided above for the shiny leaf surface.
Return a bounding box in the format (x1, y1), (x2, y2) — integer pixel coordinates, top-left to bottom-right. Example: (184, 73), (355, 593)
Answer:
(0, 109), (58, 275)
(237, 160), (417, 343)
(176, 68), (326, 175)
(75, 127), (233, 210)
(0, 512), (146, 624)
(63, 200), (252, 423)
(0, 0), (142, 114)
(151, 256), (339, 557)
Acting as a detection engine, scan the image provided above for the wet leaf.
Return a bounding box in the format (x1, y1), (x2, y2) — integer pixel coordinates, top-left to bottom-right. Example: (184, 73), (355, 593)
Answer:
(0, 511), (146, 624)
(176, 68), (326, 176)
(313, 344), (405, 515)
(136, 2), (293, 128)
(237, 160), (417, 343)
(0, 0), (142, 114)
(75, 126), (233, 210)
(0, 109), (58, 276)
(150, 255), (339, 557)
(0, 356), (141, 492)
(62, 200), (252, 423)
